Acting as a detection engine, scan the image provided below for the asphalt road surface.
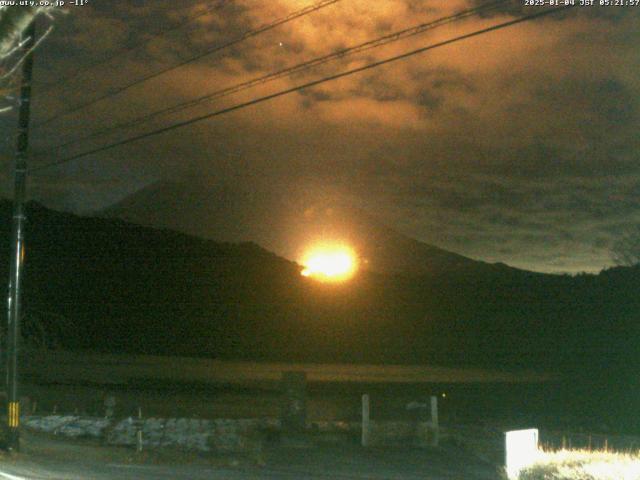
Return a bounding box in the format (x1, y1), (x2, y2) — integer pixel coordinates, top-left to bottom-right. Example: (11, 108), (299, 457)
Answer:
(0, 433), (501, 479)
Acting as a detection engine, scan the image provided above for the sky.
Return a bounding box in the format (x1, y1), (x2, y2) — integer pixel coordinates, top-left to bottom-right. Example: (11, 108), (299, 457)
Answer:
(0, 0), (638, 274)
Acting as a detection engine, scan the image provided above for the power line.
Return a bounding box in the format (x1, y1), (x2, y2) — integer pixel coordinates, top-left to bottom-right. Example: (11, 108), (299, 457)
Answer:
(34, 0), (511, 156)
(35, 1), (229, 89)
(29, 5), (574, 174)
(34, 0), (342, 129)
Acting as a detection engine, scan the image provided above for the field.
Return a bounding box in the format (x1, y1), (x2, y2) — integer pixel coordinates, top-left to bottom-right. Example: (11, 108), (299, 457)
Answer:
(7, 349), (557, 424)
(19, 350), (554, 386)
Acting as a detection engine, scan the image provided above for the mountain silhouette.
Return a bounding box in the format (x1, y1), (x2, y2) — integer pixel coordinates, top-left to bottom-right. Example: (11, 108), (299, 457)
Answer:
(100, 180), (525, 277)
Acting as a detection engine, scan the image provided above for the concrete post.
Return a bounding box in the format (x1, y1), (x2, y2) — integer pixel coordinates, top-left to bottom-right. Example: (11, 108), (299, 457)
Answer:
(104, 394), (116, 419)
(361, 394), (370, 447)
(281, 371), (307, 435)
(135, 407), (143, 453)
(430, 395), (439, 447)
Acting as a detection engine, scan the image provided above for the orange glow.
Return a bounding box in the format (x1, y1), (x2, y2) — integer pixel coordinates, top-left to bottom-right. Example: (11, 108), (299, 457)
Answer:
(300, 243), (357, 282)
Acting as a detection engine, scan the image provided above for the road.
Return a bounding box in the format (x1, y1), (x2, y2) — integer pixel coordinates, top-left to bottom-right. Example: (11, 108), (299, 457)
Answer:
(0, 433), (500, 479)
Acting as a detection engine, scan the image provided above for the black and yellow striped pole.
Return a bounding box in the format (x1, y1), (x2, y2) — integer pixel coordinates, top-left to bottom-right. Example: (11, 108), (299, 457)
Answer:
(6, 19), (36, 452)
(7, 402), (19, 432)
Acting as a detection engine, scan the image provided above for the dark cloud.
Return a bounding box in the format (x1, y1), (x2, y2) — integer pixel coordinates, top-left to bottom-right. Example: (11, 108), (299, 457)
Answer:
(5, 0), (637, 274)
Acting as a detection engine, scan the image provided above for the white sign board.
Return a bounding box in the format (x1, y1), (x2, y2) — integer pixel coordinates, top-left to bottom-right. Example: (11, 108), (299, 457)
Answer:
(505, 428), (539, 479)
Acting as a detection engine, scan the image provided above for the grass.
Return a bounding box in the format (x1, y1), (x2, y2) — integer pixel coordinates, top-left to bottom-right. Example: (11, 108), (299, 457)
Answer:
(516, 448), (640, 480)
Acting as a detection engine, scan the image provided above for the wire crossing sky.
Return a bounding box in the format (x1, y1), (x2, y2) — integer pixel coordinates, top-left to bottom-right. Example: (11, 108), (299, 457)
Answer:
(30, 6), (573, 173)
(34, 0), (512, 156)
(34, 0), (342, 129)
(34, 0), (230, 89)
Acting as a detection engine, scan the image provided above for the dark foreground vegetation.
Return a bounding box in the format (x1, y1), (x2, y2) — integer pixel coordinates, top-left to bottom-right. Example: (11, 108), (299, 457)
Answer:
(0, 201), (638, 432)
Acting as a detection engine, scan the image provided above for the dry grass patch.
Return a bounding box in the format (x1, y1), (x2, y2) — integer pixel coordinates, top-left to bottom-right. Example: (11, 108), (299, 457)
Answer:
(517, 448), (640, 480)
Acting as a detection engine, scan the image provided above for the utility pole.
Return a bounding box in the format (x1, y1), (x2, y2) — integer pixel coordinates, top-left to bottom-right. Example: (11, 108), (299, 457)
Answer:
(6, 19), (36, 452)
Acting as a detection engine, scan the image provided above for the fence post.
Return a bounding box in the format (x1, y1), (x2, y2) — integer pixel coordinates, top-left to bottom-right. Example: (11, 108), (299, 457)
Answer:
(281, 371), (307, 437)
(135, 407), (143, 453)
(104, 394), (116, 419)
(430, 395), (439, 447)
(361, 394), (370, 447)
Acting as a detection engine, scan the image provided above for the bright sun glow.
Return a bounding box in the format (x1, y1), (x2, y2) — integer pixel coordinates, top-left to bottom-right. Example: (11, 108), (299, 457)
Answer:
(301, 244), (357, 282)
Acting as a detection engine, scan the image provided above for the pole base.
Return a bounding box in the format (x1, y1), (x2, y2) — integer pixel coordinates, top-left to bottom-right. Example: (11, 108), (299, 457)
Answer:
(6, 427), (19, 452)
